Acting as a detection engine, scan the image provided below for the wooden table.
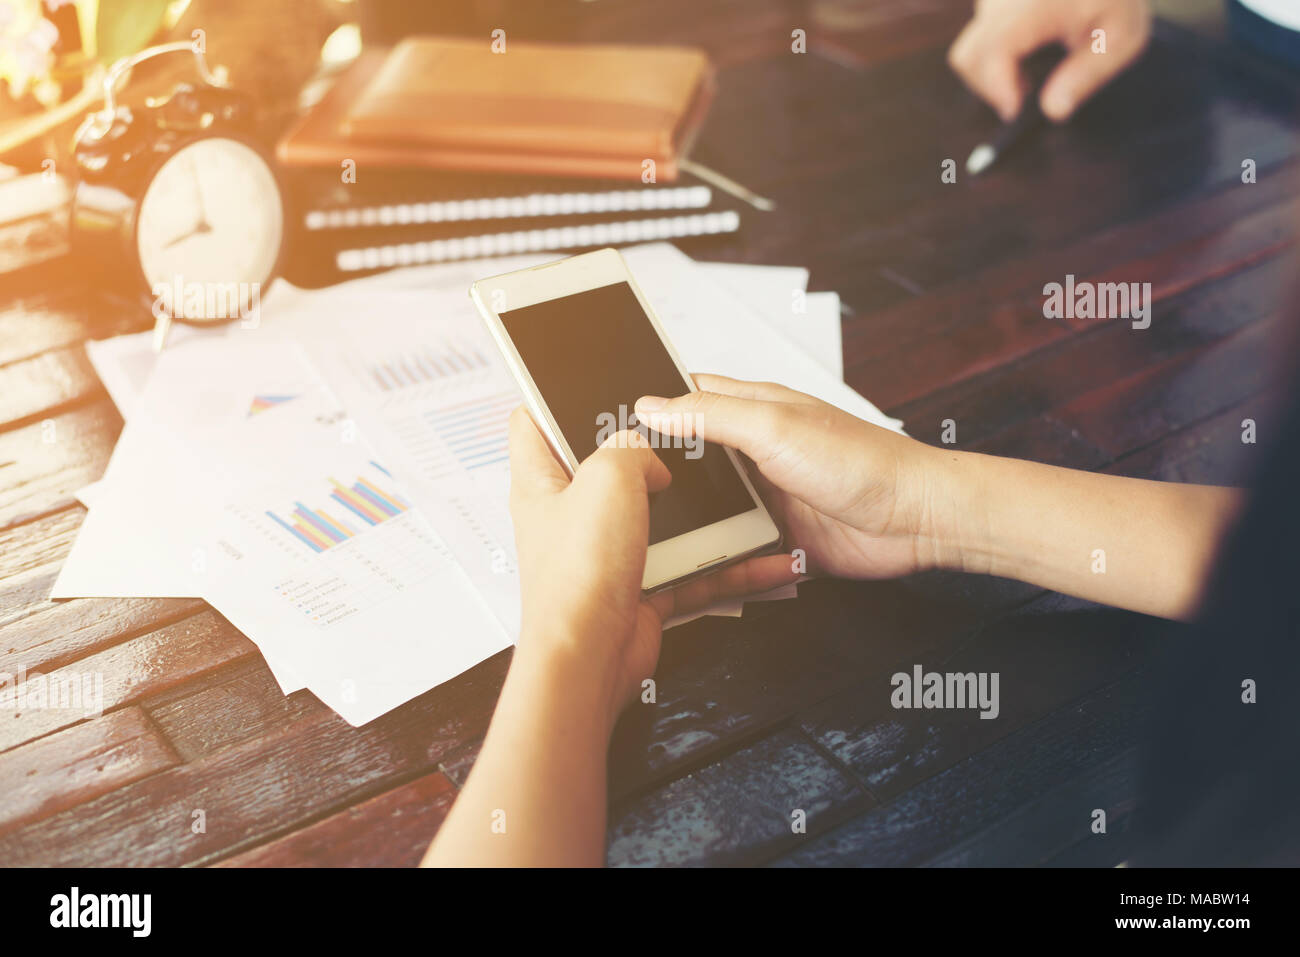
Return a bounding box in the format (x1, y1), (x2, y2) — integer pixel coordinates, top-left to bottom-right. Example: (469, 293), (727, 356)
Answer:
(2, 0), (1297, 866)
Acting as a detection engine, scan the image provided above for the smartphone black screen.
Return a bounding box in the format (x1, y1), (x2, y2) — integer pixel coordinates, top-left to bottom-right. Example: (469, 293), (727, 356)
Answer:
(500, 280), (755, 544)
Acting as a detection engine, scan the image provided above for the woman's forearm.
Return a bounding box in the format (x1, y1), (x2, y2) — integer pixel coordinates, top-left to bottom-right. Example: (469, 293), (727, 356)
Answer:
(421, 637), (616, 867)
(422, 435), (1244, 867)
(923, 449), (1244, 621)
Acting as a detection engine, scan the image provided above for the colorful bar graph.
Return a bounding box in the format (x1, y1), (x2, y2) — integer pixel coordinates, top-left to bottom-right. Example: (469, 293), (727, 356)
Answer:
(353, 484), (397, 516)
(330, 482), (385, 523)
(293, 520), (333, 551)
(294, 503), (346, 543)
(330, 490), (378, 525)
(267, 468), (410, 553)
(266, 511), (328, 553)
(309, 504), (355, 540)
(355, 476), (405, 513)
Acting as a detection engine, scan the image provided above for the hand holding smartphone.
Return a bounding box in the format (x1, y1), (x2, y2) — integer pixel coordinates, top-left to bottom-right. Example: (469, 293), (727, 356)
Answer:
(470, 248), (782, 592)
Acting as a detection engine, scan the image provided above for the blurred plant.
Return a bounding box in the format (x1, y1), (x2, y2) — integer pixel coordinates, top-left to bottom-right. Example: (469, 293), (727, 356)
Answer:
(95, 0), (175, 65)
(0, 0), (64, 106)
(1, 0), (186, 103)
(0, 0), (348, 159)
(0, 0), (182, 156)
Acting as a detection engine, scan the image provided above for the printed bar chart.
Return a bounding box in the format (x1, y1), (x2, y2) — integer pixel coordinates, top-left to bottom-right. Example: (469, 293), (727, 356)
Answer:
(367, 341), (490, 391)
(266, 464), (411, 553)
(424, 390), (516, 472)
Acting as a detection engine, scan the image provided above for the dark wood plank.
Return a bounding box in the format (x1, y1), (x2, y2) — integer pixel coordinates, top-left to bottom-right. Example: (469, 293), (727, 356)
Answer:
(1049, 316), (1275, 461)
(434, 738), (483, 789)
(769, 669), (1156, 867)
(0, 596), (205, 678)
(213, 771), (457, 867)
(795, 593), (1170, 804)
(144, 657), (327, 761)
(431, 573), (1042, 806)
(0, 507), (83, 614)
(140, 574), (1029, 820)
(469, 0), (808, 68)
(145, 646), (508, 763)
(0, 608), (255, 753)
(923, 748), (1140, 867)
(416, 571), (1047, 802)
(846, 189), (1298, 412)
(0, 706), (179, 835)
(698, 26), (1300, 315)
(606, 728), (868, 867)
(897, 251), (1288, 453)
(606, 574), (1040, 802)
(1105, 392), (1276, 486)
(0, 399), (120, 531)
(0, 260), (149, 367)
(847, 138), (1294, 358)
(0, 653), (508, 865)
(0, 346), (105, 433)
(574, 0), (810, 68)
(808, 0), (971, 70)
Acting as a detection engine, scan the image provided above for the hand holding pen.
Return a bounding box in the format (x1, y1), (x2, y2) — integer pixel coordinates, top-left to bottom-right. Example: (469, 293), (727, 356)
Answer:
(949, 0), (1153, 174)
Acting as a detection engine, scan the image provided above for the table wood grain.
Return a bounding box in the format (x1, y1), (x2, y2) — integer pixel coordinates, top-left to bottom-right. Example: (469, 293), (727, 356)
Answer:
(1, 0), (1295, 866)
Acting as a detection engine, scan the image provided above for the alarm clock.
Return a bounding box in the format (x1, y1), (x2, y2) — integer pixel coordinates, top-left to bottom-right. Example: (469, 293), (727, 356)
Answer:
(71, 42), (286, 350)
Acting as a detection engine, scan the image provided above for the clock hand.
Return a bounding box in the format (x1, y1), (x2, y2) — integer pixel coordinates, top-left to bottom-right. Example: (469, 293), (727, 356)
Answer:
(161, 219), (212, 249)
(187, 152), (211, 231)
(159, 153), (214, 249)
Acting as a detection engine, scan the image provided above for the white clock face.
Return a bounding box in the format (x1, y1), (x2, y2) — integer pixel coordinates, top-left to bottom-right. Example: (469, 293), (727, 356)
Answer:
(136, 137), (283, 314)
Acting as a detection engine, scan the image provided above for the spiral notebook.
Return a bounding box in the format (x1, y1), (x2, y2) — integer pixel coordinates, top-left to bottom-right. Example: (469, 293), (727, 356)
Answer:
(282, 168), (742, 285)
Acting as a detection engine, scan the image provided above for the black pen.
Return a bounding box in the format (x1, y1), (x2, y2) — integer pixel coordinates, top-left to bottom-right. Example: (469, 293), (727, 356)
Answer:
(965, 91), (1045, 176)
(965, 47), (1064, 176)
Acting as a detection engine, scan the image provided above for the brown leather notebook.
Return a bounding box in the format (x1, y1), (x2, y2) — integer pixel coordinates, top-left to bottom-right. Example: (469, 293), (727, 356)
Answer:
(278, 38), (714, 181)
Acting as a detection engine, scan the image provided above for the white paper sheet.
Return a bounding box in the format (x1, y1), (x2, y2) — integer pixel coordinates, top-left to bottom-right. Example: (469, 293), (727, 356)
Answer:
(625, 244), (902, 432)
(58, 339), (510, 724)
(696, 263), (844, 380)
(66, 478), (306, 696)
(242, 244), (902, 645)
(61, 244), (901, 722)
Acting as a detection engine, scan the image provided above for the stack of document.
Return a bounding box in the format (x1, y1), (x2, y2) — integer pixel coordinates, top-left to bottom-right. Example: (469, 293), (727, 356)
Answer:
(53, 243), (904, 725)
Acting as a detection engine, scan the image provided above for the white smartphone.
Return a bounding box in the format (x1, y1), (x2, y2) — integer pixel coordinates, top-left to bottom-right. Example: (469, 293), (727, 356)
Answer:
(470, 247), (782, 592)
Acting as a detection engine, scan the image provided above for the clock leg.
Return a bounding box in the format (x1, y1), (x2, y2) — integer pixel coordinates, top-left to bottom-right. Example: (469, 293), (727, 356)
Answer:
(151, 311), (173, 353)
